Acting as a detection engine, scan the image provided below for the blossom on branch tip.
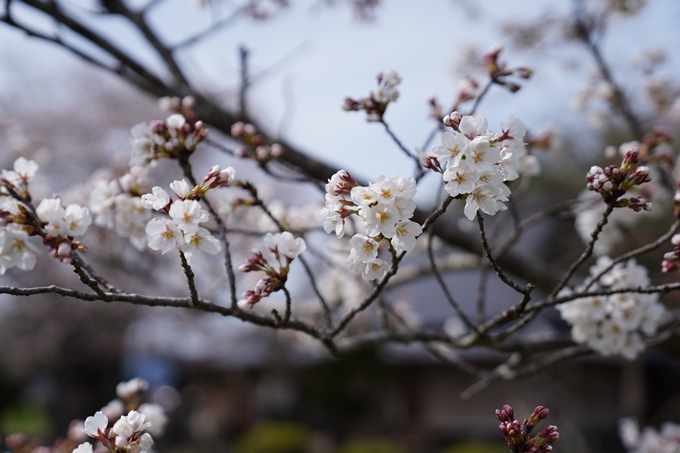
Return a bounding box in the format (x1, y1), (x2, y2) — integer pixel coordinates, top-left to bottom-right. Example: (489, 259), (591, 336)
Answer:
(82, 411), (108, 438)
(141, 187), (171, 211)
(169, 179), (192, 199)
(2, 157), (38, 187)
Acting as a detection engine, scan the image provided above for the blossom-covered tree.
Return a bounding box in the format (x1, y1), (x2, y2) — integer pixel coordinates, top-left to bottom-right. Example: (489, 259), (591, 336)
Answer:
(2, 1), (680, 450)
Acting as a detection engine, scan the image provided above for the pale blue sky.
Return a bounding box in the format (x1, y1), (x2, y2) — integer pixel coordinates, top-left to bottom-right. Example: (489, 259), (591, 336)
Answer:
(1, 0), (679, 184)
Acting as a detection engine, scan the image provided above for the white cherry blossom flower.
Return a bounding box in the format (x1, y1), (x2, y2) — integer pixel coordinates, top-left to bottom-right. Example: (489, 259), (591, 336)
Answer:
(391, 220), (422, 253)
(350, 186), (379, 207)
(349, 234), (379, 263)
(459, 114), (489, 139)
(264, 231), (306, 259)
(393, 197), (416, 221)
(369, 176), (398, 205)
(392, 175), (417, 200)
(169, 200), (209, 232)
(113, 416), (134, 440)
(169, 179), (192, 199)
(141, 187), (170, 210)
(82, 411), (108, 438)
(322, 211), (345, 238)
(64, 204), (92, 237)
(431, 131), (468, 167)
(36, 198), (65, 224)
(146, 218), (182, 254)
(463, 186), (505, 220)
(364, 203), (399, 237)
(465, 137), (501, 173)
(499, 148), (520, 181)
(182, 227), (222, 263)
(125, 410), (152, 432)
(2, 157), (39, 186)
(0, 228), (38, 274)
(443, 163), (479, 197)
(363, 259), (388, 281)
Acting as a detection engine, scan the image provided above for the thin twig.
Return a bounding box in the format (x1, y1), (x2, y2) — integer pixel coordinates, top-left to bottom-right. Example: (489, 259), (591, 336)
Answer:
(467, 80), (493, 116)
(179, 251), (200, 306)
(380, 120), (424, 180)
(583, 219), (680, 290)
(476, 214), (529, 295)
(282, 286), (292, 322)
(172, 9), (242, 50)
(549, 201), (615, 298)
(178, 151), (238, 306)
(427, 228), (479, 332)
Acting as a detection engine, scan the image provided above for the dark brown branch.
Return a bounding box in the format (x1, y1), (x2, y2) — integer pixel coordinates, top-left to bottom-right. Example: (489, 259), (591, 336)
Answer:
(549, 201), (615, 298)
(427, 228), (479, 332)
(476, 213), (532, 296)
(583, 219), (680, 290)
(179, 251), (200, 306)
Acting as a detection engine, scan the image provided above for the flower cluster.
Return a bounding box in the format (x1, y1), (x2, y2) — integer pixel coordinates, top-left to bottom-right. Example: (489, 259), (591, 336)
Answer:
(1, 157), (92, 273)
(496, 404), (559, 453)
(321, 170), (422, 281)
(130, 113), (208, 167)
(586, 146), (652, 209)
(74, 377), (167, 453)
(423, 113), (529, 220)
(620, 417), (680, 453)
(89, 167), (153, 251)
(35, 197), (92, 263)
(574, 141), (667, 255)
(141, 169), (234, 263)
(343, 70), (401, 122)
(231, 122), (283, 163)
(557, 256), (666, 359)
(238, 231), (306, 309)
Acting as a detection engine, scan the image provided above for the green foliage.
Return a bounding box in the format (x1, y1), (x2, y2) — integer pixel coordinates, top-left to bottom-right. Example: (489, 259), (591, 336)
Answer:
(0, 403), (51, 439)
(337, 439), (408, 453)
(441, 441), (508, 453)
(237, 421), (311, 453)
